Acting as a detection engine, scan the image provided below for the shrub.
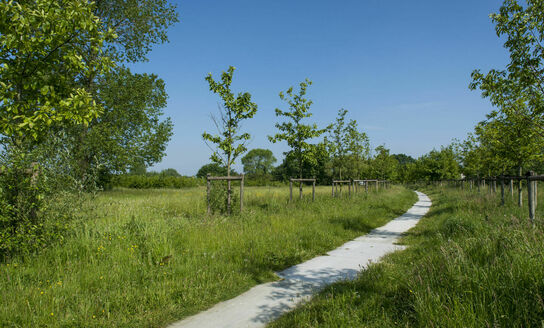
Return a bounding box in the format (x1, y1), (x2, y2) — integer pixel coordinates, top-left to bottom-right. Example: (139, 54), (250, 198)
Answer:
(111, 174), (204, 189)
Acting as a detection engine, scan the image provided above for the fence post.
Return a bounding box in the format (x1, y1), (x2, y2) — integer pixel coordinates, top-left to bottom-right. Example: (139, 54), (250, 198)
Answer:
(240, 174), (244, 213)
(528, 171), (535, 222)
(207, 174), (211, 215)
(509, 179), (513, 199)
(365, 181), (368, 193)
(331, 182), (334, 197)
(289, 179), (293, 203)
(500, 176), (505, 206)
(299, 181), (303, 200)
(227, 178), (232, 215)
(312, 179), (316, 202)
(348, 181), (351, 196)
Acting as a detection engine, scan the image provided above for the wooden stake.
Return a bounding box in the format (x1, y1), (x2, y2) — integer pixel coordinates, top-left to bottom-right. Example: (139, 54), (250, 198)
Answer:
(240, 174), (244, 213)
(289, 179), (293, 203)
(207, 174), (211, 215)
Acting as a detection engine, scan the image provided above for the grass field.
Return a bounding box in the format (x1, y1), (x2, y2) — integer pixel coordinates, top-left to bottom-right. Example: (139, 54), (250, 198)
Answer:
(0, 185), (416, 327)
(269, 186), (544, 327)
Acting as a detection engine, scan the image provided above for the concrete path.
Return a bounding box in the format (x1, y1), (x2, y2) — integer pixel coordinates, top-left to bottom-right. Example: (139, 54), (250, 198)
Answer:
(168, 191), (431, 328)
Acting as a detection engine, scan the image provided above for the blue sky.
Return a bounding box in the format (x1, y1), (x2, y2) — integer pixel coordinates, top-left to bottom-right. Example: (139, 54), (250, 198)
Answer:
(130, 0), (509, 175)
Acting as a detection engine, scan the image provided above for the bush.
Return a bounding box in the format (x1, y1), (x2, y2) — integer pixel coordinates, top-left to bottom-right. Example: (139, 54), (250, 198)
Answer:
(111, 174), (203, 189)
(0, 137), (89, 260)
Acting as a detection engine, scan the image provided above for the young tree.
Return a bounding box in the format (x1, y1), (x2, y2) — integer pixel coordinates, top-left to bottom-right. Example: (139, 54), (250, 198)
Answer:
(241, 149), (277, 176)
(202, 66), (258, 176)
(370, 146), (399, 181)
(202, 66), (257, 214)
(327, 109), (370, 180)
(269, 79), (328, 181)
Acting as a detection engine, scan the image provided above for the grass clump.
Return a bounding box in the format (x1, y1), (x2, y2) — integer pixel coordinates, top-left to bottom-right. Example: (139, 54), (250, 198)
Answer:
(269, 187), (544, 328)
(0, 185), (415, 327)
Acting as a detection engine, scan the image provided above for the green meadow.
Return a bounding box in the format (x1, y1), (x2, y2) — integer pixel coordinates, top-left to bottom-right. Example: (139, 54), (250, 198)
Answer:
(270, 186), (544, 327)
(0, 186), (415, 327)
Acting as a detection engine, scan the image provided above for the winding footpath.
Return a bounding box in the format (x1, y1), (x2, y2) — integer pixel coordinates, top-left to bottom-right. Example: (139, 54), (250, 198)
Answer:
(169, 191), (431, 328)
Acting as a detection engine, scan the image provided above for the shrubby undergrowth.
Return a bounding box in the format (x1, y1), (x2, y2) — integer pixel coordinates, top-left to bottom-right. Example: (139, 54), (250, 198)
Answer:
(111, 174), (203, 189)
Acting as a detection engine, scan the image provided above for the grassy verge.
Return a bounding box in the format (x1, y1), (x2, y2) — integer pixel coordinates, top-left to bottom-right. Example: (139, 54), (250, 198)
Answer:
(269, 187), (544, 328)
(0, 185), (415, 327)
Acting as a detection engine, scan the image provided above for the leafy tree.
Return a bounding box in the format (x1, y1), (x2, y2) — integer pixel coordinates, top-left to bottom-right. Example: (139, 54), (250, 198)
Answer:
(269, 79), (328, 179)
(327, 109), (370, 179)
(71, 67), (173, 178)
(202, 66), (258, 177)
(470, 0), (544, 148)
(392, 154), (416, 166)
(370, 146), (399, 180)
(68, 0), (178, 180)
(196, 163), (229, 179)
(0, 0), (115, 141)
(416, 146), (460, 181)
(241, 149), (277, 176)
(160, 168), (180, 177)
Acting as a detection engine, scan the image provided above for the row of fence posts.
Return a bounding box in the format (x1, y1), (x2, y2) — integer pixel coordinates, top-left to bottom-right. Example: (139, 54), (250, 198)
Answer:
(432, 171), (541, 222)
(206, 174), (390, 213)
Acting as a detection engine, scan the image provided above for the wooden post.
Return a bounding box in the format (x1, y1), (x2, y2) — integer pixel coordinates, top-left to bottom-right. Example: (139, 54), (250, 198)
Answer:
(528, 171), (535, 222)
(207, 174), (211, 215)
(376, 180), (379, 191)
(289, 179), (293, 203)
(535, 180), (538, 208)
(312, 179), (316, 202)
(331, 182), (334, 197)
(227, 179), (232, 215)
(365, 181), (368, 193)
(348, 181), (351, 196)
(509, 179), (513, 199)
(240, 174), (244, 213)
(518, 167), (523, 207)
(500, 176), (505, 206)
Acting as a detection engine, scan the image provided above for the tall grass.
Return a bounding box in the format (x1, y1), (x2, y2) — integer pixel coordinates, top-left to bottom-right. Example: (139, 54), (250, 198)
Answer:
(0, 185), (415, 327)
(270, 186), (544, 328)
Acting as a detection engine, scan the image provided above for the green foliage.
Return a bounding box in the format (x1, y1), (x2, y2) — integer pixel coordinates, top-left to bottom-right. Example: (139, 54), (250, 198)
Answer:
(73, 67), (173, 177)
(196, 163), (230, 178)
(416, 146), (461, 181)
(0, 0), (115, 141)
(467, 0), (544, 176)
(160, 168), (181, 177)
(369, 145), (399, 180)
(327, 108), (370, 179)
(111, 174), (202, 189)
(241, 148), (277, 176)
(0, 136), (92, 259)
(269, 79), (328, 178)
(93, 0), (179, 63)
(202, 66), (258, 176)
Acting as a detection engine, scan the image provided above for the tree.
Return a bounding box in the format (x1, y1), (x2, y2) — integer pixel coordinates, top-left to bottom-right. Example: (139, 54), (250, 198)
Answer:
(327, 109), (370, 179)
(67, 0), (178, 180)
(370, 146), (399, 181)
(196, 163), (231, 179)
(0, 0), (115, 142)
(71, 67), (173, 178)
(241, 149), (277, 176)
(416, 146), (460, 181)
(470, 0), (544, 141)
(269, 79), (328, 180)
(202, 66), (258, 177)
(160, 168), (180, 177)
